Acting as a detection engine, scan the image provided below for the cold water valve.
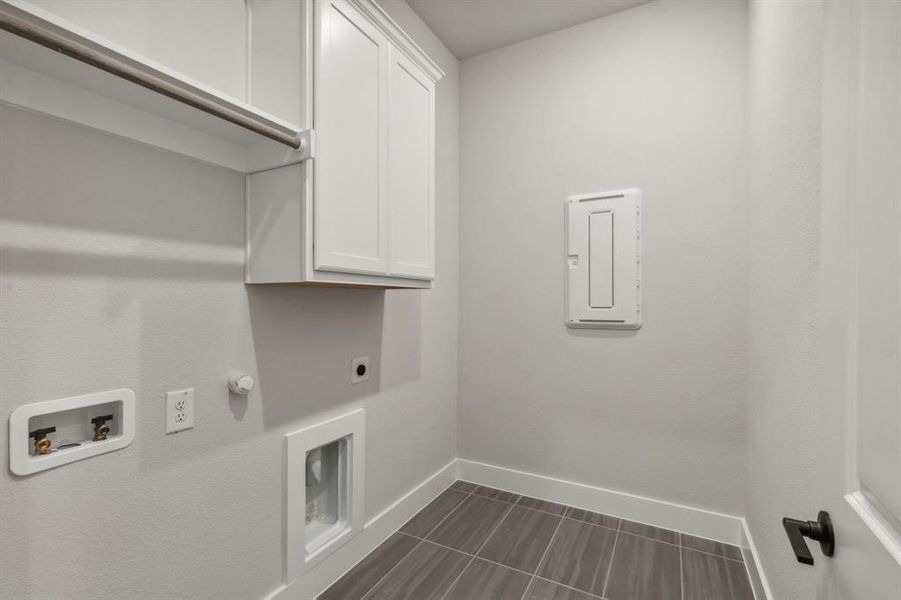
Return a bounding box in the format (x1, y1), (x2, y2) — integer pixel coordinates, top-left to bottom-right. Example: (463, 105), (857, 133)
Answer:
(91, 415), (113, 441)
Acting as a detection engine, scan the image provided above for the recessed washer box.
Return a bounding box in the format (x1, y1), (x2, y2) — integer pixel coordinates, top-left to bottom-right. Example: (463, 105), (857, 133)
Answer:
(285, 409), (364, 577)
(9, 389), (136, 476)
(565, 188), (642, 329)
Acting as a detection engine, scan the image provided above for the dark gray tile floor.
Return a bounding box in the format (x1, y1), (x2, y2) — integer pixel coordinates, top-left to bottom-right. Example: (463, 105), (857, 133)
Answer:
(320, 481), (756, 600)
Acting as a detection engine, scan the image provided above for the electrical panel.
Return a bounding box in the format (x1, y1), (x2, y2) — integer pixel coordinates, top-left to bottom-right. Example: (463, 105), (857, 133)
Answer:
(565, 189), (642, 329)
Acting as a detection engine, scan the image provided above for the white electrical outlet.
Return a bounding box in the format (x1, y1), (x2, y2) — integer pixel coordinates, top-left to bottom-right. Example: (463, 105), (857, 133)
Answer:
(166, 388), (194, 434)
(351, 357), (370, 384)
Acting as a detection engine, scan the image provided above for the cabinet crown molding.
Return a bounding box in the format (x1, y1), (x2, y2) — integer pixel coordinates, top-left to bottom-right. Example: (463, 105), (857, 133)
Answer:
(347, 0), (446, 83)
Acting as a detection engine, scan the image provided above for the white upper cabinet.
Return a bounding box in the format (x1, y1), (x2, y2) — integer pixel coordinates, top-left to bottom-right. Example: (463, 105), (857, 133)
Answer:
(314, 0), (389, 276)
(387, 50), (435, 279)
(246, 0), (444, 288)
(313, 0), (440, 283)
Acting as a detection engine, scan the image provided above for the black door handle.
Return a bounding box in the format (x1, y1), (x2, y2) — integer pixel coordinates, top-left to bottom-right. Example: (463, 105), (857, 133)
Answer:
(782, 510), (834, 565)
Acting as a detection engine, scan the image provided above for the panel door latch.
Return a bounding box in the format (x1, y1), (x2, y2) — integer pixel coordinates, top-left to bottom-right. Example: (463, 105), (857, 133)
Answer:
(782, 510), (834, 565)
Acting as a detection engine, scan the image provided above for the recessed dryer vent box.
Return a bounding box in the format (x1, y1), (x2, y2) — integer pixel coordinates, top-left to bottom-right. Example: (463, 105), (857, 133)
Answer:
(285, 409), (364, 577)
(565, 188), (642, 329)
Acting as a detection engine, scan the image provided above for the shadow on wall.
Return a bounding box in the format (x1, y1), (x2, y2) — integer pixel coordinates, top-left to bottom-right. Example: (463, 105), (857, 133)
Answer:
(0, 246), (243, 282)
(565, 327), (640, 340)
(247, 286), (422, 429)
(379, 290), (422, 390)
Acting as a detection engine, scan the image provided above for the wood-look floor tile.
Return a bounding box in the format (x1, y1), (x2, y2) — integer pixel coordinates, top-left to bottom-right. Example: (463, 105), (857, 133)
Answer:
(443, 558), (532, 600)
(400, 488), (468, 537)
(536, 518), (617, 596)
(478, 505), (562, 572)
(518, 496), (567, 516)
(427, 494), (511, 554)
(565, 507), (620, 530)
(450, 480), (479, 493)
(604, 532), (681, 600)
(474, 485), (522, 503)
(364, 541), (470, 600)
(319, 533), (419, 600)
(682, 547), (755, 600)
(524, 578), (603, 600)
(619, 519), (680, 545)
(682, 534), (744, 562)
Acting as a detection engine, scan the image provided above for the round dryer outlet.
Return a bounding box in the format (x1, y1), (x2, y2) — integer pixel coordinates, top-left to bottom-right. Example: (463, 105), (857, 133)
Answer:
(351, 357), (370, 384)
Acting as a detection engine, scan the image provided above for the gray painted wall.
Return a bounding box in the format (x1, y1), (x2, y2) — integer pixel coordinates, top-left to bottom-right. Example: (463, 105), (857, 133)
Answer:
(458, 0), (749, 516)
(746, 1), (823, 597)
(0, 3), (459, 598)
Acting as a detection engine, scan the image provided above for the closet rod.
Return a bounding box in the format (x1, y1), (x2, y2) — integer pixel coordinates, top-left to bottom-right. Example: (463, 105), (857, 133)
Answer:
(0, 7), (304, 149)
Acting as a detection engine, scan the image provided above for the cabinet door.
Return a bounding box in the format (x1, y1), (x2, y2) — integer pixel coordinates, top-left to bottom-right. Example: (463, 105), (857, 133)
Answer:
(387, 49), (435, 279)
(314, 0), (388, 275)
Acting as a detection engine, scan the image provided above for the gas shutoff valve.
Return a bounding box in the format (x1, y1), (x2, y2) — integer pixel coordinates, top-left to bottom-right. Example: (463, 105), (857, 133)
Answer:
(228, 372), (255, 396)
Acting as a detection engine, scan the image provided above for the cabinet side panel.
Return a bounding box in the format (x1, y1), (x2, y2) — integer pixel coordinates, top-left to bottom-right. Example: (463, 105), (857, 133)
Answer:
(246, 163), (305, 283)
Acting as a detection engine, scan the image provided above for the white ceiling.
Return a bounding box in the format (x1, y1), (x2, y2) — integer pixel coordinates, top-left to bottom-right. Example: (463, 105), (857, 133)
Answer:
(406, 0), (652, 59)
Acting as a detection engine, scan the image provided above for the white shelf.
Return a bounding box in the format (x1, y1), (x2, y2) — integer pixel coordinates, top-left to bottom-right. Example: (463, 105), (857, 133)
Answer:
(0, 0), (310, 173)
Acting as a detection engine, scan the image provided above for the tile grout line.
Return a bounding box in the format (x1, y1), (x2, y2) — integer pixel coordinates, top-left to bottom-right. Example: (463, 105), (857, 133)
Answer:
(421, 487), (477, 539)
(411, 537), (534, 576)
(532, 575), (608, 600)
(438, 498), (519, 600)
(518, 510), (566, 600)
(679, 544), (746, 564)
(681, 531), (747, 547)
(679, 533), (685, 600)
(357, 485), (476, 600)
(563, 516), (682, 550)
(515, 496), (569, 517)
(408, 533), (607, 598)
(470, 485), (567, 519)
(564, 515), (745, 563)
(612, 526), (679, 548)
(358, 538), (425, 600)
(600, 516), (623, 599)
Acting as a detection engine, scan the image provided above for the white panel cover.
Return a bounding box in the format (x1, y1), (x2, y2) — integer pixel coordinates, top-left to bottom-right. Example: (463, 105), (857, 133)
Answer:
(565, 188), (641, 329)
(588, 210), (614, 308)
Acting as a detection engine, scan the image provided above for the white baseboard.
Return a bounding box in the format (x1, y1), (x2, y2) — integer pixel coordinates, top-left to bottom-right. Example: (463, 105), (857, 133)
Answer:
(457, 458), (744, 546)
(740, 518), (775, 600)
(267, 458), (457, 600)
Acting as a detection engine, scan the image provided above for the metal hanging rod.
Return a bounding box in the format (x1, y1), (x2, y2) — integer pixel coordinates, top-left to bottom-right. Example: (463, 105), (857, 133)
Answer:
(0, 5), (304, 150)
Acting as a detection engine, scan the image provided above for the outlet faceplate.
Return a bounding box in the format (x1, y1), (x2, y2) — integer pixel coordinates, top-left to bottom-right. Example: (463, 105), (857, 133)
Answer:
(351, 357), (370, 384)
(166, 388), (194, 434)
